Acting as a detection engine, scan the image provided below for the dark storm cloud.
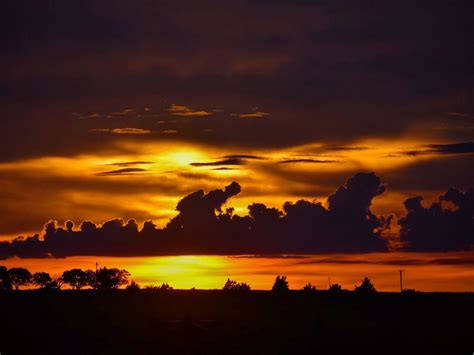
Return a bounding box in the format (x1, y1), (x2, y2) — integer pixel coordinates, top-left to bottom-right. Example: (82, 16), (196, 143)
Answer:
(1, 0), (472, 162)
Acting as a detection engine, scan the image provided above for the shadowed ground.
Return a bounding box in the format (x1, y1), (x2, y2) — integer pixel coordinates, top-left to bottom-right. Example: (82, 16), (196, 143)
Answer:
(0, 291), (472, 354)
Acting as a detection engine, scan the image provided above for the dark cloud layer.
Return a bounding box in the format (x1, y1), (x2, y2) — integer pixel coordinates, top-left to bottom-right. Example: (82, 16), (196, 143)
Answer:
(2, 172), (470, 259)
(400, 142), (474, 157)
(1, 1), (472, 162)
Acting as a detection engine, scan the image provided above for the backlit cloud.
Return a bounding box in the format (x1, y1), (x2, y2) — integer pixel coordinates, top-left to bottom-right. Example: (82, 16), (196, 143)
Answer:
(168, 104), (212, 117)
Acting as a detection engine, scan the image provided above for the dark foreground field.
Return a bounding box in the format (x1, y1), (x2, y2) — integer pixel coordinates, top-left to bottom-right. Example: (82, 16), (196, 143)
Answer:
(0, 290), (472, 355)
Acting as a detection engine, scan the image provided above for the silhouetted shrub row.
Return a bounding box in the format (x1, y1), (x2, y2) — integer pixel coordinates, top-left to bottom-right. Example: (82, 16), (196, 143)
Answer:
(0, 266), (129, 291)
(1, 266), (386, 294)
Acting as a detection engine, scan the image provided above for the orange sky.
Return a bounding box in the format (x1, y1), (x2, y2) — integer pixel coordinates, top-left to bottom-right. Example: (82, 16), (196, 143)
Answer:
(2, 252), (473, 292)
(0, 135), (466, 240)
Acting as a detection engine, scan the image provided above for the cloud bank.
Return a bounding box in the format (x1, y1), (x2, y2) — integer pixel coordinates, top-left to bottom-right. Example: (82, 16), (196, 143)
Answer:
(1, 172), (471, 258)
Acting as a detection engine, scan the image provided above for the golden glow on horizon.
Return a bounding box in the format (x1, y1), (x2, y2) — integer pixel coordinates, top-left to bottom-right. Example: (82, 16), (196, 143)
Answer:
(1, 253), (473, 292)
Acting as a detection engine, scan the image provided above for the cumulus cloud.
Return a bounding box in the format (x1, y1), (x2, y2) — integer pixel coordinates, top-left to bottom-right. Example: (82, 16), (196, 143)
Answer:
(0, 172), (406, 258)
(399, 188), (473, 251)
(168, 104), (212, 117)
(1, 172), (471, 259)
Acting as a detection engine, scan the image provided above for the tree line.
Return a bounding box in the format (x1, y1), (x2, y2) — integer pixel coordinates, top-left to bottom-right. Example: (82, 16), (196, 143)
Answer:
(1, 265), (392, 294)
(0, 266), (129, 291)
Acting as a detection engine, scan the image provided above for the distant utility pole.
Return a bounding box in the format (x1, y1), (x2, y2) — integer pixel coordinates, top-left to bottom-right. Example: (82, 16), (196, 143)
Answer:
(399, 270), (404, 292)
(328, 276), (332, 289)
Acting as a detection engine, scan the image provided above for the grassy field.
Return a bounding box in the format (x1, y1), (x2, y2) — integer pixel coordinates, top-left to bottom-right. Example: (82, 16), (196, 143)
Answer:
(0, 290), (472, 354)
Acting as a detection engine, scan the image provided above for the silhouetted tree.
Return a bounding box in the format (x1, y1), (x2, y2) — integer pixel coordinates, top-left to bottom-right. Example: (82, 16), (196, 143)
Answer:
(32, 272), (52, 289)
(222, 278), (251, 292)
(354, 277), (377, 294)
(126, 280), (140, 291)
(95, 267), (130, 290)
(272, 276), (289, 293)
(0, 266), (11, 290)
(8, 267), (32, 290)
(328, 283), (343, 293)
(61, 268), (92, 290)
(302, 282), (317, 293)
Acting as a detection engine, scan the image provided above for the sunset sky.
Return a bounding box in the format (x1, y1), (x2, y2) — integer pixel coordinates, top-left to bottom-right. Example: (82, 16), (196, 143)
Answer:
(1, 1), (472, 290)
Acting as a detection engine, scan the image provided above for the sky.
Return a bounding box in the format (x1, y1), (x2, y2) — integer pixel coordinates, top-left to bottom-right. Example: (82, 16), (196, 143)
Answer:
(0, 1), (472, 269)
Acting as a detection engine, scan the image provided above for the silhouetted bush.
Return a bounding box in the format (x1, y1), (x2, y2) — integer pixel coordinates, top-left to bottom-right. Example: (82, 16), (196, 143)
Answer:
(126, 280), (141, 291)
(272, 276), (289, 293)
(222, 278), (251, 292)
(143, 283), (174, 291)
(302, 282), (317, 293)
(354, 277), (377, 294)
(328, 283), (343, 293)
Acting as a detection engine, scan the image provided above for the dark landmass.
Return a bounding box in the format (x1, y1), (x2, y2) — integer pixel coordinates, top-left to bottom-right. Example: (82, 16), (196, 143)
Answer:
(0, 291), (472, 355)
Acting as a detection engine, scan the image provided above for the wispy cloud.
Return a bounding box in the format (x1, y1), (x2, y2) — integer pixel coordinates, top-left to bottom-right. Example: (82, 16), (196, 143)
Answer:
(393, 142), (474, 157)
(107, 161), (155, 167)
(89, 128), (152, 134)
(222, 154), (267, 160)
(446, 112), (473, 119)
(96, 168), (149, 176)
(160, 129), (178, 134)
(168, 104), (212, 116)
(278, 158), (339, 164)
(231, 111), (270, 118)
(74, 112), (102, 119)
(110, 108), (136, 116)
(190, 158), (245, 167)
